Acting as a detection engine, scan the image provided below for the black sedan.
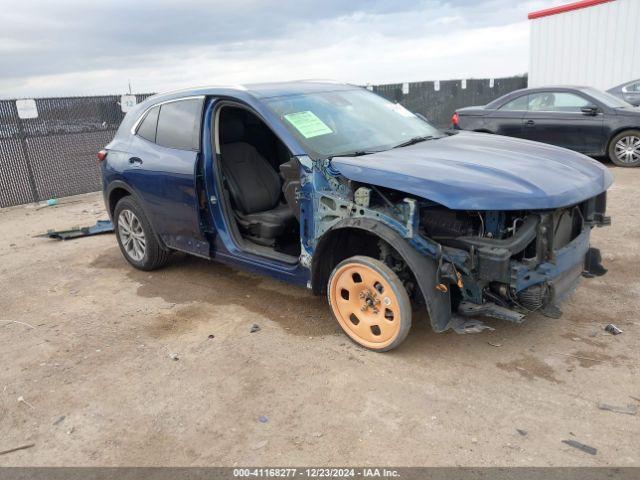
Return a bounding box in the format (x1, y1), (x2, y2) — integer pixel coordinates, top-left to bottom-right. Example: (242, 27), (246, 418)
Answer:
(452, 86), (640, 167)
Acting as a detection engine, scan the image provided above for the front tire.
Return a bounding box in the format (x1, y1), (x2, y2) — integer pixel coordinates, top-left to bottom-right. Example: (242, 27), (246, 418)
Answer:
(328, 256), (412, 352)
(608, 130), (640, 167)
(113, 197), (170, 271)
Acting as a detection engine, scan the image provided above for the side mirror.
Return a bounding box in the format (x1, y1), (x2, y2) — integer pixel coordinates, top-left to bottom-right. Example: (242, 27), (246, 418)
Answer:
(581, 105), (598, 116)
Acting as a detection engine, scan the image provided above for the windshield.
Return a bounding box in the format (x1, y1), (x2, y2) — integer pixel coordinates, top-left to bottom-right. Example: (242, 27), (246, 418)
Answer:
(584, 87), (632, 108)
(264, 89), (443, 158)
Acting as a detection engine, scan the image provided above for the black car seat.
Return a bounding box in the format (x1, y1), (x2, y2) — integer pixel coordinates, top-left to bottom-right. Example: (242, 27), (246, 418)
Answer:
(244, 113), (279, 170)
(279, 157), (301, 221)
(220, 117), (295, 245)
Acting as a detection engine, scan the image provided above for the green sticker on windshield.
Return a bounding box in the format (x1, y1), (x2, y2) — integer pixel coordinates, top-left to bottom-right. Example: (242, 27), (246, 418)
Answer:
(284, 111), (333, 138)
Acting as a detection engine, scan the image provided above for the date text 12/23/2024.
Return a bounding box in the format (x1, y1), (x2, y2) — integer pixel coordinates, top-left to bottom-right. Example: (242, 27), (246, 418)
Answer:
(233, 468), (400, 478)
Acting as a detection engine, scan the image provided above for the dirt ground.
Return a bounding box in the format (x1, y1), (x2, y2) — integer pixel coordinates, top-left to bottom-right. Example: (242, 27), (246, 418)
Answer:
(0, 165), (638, 467)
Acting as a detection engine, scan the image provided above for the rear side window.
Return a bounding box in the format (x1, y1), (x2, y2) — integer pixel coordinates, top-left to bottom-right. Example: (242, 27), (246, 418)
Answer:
(136, 106), (159, 142)
(499, 95), (528, 111)
(156, 99), (204, 150)
(529, 92), (589, 112)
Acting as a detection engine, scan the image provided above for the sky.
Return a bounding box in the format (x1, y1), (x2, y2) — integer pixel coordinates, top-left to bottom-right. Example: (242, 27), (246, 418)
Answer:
(0, 0), (563, 98)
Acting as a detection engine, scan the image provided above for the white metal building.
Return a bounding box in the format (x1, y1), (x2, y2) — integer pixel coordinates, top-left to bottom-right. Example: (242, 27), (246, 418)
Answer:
(528, 0), (640, 90)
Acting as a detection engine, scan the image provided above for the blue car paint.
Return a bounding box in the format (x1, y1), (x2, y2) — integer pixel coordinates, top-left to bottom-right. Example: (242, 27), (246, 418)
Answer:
(332, 131), (613, 211)
(102, 81), (613, 331)
(128, 133), (207, 255)
(103, 128), (209, 257)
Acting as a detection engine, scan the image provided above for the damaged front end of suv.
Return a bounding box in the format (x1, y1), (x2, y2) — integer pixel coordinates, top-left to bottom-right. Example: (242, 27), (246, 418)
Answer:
(307, 131), (613, 335)
(417, 194), (610, 331)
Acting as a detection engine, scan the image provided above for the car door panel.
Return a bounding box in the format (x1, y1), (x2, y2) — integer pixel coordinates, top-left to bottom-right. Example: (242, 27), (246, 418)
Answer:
(486, 93), (529, 137)
(487, 111), (526, 137)
(523, 112), (604, 153)
(127, 135), (207, 255)
(522, 92), (605, 154)
(125, 98), (208, 256)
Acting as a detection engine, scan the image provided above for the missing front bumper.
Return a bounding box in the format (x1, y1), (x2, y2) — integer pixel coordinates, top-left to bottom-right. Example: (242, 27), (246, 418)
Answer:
(451, 230), (601, 329)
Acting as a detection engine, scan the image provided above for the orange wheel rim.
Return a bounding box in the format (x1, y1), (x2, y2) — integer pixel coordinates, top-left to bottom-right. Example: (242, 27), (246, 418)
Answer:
(329, 262), (401, 349)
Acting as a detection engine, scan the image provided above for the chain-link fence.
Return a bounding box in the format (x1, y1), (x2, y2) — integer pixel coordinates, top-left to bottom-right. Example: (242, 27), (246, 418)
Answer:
(371, 76), (527, 128)
(0, 76), (527, 208)
(0, 94), (153, 208)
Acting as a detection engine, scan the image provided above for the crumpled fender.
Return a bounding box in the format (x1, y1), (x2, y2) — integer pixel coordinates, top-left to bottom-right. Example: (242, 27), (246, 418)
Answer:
(312, 217), (452, 332)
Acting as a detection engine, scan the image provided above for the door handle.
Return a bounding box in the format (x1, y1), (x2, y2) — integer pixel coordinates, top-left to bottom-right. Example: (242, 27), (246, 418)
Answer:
(524, 120), (535, 127)
(129, 157), (143, 165)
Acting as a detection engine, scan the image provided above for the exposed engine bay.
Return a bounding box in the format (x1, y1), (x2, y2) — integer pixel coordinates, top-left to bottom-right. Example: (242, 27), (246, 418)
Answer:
(418, 192), (610, 321)
(312, 171), (611, 334)
(332, 181), (609, 326)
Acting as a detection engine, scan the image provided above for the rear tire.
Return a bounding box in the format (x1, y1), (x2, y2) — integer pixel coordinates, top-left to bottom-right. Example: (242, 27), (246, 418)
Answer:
(113, 196), (170, 271)
(327, 255), (412, 352)
(608, 130), (640, 167)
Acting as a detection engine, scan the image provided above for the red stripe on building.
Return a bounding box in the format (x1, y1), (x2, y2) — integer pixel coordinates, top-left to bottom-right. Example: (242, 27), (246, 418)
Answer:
(528, 0), (615, 20)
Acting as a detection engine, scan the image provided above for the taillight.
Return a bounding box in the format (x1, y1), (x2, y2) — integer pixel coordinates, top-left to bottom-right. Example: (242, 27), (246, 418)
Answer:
(97, 149), (107, 162)
(451, 112), (459, 127)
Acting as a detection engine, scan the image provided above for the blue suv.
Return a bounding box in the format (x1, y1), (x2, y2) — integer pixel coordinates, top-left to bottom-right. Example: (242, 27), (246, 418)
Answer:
(101, 81), (612, 351)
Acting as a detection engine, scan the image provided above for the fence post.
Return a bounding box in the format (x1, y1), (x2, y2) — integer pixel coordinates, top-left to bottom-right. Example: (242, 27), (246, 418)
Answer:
(16, 116), (39, 203)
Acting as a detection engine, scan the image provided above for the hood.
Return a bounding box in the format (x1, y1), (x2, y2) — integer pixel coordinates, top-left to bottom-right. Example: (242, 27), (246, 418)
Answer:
(332, 131), (613, 210)
(615, 106), (640, 116)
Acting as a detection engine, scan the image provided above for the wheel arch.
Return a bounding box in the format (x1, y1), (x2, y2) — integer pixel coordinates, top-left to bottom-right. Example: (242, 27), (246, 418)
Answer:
(606, 127), (640, 165)
(105, 180), (168, 249)
(107, 187), (131, 219)
(311, 218), (453, 332)
(106, 181), (147, 217)
(606, 127), (640, 151)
